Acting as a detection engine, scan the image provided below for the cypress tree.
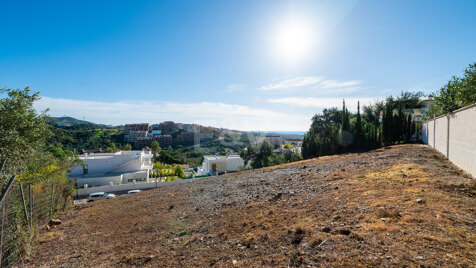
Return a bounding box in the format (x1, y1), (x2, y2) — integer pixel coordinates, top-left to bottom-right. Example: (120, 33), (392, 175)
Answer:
(355, 101), (363, 150)
(406, 113), (413, 141)
(342, 100), (350, 132)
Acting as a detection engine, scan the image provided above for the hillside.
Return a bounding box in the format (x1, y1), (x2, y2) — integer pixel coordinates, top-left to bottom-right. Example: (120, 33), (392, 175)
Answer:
(47, 116), (95, 125)
(28, 145), (475, 267)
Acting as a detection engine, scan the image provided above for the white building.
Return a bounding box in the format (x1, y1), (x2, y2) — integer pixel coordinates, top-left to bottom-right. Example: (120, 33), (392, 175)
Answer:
(69, 150), (153, 187)
(196, 155), (244, 176)
(284, 139), (303, 146)
(254, 135), (283, 146)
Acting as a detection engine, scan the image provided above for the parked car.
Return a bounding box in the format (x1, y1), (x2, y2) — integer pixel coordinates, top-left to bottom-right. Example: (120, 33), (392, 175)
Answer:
(127, 190), (143, 194)
(87, 192), (116, 202)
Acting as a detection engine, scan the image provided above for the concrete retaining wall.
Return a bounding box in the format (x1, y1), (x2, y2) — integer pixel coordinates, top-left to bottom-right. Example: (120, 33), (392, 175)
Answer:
(423, 103), (476, 178)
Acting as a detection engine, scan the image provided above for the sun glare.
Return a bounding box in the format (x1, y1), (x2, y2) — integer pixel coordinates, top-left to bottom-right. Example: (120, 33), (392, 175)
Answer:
(273, 19), (315, 63)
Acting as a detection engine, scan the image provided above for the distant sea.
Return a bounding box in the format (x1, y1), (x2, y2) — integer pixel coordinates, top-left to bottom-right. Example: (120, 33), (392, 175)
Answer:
(252, 131), (307, 135)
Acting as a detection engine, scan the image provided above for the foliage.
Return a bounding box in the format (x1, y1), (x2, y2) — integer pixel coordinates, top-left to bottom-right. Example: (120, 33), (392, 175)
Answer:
(303, 91), (423, 158)
(251, 141), (273, 169)
(0, 87), (78, 264)
(47, 123), (124, 151)
(174, 165), (185, 178)
(302, 108), (341, 158)
(151, 162), (185, 179)
(240, 146), (255, 167)
(0, 87), (52, 185)
(426, 62), (476, 118)
(105, 143), (117, 153)
(240, 141), (302, 169)
(283, 149), (303, 163)
(158, 148), (186, 164)
(123, 144), (132, 151)
(151, 140), (161, 153)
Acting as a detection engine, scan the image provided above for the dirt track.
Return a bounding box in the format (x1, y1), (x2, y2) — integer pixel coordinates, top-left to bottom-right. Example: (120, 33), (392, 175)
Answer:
(26, 145), (475, 267)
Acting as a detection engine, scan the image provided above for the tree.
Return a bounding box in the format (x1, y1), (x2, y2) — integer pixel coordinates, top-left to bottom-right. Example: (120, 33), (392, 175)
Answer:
(429, 78), (460, 116)
(341, 100), (350, 132)
(239, 133), (251, 145)
(0, 87), (52, 184)
(338, 100), (352, 150)
(427, 62), (476, 118)
(458, 62), (476, 106)
(174, 165), (185, 178)
(354, 101), (363, 150)
(405, 113), (413, 142)
(392, 91), (425, 109)
(248, 141), (273, 169)
(123, 144), (132, 151)
(381, 102), (393, 145)
(240, 146), (254, 166)
(283, 149), (302, 163)
(302, 108), (341, 158)
(151, 140), (161, 153)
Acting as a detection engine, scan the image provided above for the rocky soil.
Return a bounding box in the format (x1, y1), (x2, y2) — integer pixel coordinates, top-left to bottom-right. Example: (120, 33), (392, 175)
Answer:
(26, 145), (475, 267)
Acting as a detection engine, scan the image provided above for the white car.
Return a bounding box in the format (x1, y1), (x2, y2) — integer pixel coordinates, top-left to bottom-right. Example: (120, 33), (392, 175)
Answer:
(87, 192), (116, 202)
(127, 190), (143, 194)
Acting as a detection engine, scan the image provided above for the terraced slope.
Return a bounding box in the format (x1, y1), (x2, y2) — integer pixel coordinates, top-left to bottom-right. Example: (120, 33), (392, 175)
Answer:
(27, 145), (475, 267)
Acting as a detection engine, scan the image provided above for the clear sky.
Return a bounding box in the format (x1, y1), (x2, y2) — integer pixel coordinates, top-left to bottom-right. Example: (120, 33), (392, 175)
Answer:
(1, 0), (475, 131)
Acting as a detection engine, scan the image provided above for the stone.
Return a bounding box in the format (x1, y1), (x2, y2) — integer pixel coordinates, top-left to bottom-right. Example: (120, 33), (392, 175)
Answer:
(48, 219), (62, 226)
(414, 199), (424, 204)
(321, 226), (331, 233)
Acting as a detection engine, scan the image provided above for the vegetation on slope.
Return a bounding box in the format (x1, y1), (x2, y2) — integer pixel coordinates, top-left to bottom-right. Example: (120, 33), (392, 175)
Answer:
(0, 87), (78, 264)
(302, 91), (424, 159)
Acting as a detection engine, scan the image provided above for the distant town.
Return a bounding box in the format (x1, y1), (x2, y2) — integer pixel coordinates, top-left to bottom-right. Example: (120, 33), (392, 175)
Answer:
(64, 120), (304, 191)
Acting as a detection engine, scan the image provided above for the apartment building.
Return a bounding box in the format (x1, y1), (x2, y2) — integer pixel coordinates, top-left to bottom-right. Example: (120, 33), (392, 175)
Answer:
(124, 123), (151, 143)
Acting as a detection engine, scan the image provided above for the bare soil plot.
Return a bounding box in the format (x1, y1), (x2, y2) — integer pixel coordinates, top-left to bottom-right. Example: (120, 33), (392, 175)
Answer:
(25, 145), (475, 267)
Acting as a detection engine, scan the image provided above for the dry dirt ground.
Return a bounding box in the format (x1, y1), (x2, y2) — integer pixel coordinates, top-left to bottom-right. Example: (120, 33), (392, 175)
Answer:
(26, 145), (475, 267)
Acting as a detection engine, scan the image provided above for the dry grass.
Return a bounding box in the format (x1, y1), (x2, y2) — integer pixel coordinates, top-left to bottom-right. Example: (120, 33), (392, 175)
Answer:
(36, 232), (62, 244)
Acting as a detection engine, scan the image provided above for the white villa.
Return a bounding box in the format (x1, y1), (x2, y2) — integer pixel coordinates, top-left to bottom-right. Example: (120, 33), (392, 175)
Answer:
(254, 135), (284, 146)
(196, 155), (244, 176)
(69, 150), (153, 186)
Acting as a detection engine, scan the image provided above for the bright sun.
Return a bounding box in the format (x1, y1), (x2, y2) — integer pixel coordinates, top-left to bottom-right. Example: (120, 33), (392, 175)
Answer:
(273, 19), (315, 63)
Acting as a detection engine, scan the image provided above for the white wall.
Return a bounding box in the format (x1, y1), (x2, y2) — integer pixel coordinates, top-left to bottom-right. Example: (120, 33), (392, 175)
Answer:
(75, 177), (205, 197)
(423, 104), (476, 178)
(447, 105), (476, 177)
(76, 175), (122, 187)
(226, 157), (245, 171)
(427, 120), (435, 147)
(422, 122), (428, 144)
(202, 156), (245, 174)
(434, 116), (448, 157)
(122, 171), (148, 183)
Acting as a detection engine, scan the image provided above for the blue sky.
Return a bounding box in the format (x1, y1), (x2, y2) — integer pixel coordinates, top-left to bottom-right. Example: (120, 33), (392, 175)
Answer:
(1, 0), (475, 131)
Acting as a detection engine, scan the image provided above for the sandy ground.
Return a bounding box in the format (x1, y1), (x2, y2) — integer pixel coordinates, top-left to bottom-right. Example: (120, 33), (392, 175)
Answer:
(25, 145), (475, 267)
